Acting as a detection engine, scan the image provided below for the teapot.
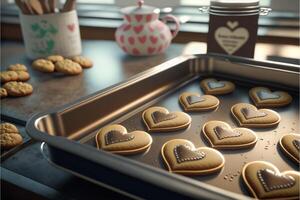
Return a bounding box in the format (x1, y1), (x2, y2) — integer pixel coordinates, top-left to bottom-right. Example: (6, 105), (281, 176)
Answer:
(115, 0), (180, 56)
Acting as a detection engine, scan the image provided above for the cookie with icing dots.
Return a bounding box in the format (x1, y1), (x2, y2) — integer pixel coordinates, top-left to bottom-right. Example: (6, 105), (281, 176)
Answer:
(231, 103), (280, 128)
(179, 92), (219, 112)
(142, 106), (191, 132)
(242, 161), (299, 200)
(161, 139), (225, 175)
(249, 87), (292, 108)
(202, 121), (258, 149)
(279, 133), (300, 164)
(95, 124), (152, 155)
(200, 78), (235, 95)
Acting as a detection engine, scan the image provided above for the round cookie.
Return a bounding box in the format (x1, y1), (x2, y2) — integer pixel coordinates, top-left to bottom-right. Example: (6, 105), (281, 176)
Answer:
(161, 139), (225, 175)
(0, 123), (23, 150)
(3, 81), (33, 97)
(249, 87), (293, 108)
(0, 134), (23, 150)
(242, 161), (299, 200)
(72, 56), (93, 68)
(231, 103), (280, 128)
(32, 59), (55, 73)
(202, 120), (258, 149)
(55, 59), (82, 75)
(95, 124), (152, 155)
(8, 64), (27, 72)
(47, 55), (64, 63)
(200, 78), (235, 95)
(279, 133), (300, 164)
(0, 123), (19, 134)
(16, 71), (30, 82)
(142, 106), (191, 132)
(0, 87), (7, 98)
(179, 92), (219, 112)
(0, 71), (18, 83)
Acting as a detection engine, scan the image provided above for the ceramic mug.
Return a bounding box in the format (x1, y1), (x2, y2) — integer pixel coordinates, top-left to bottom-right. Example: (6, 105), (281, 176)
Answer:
(20, 10), (82, 59)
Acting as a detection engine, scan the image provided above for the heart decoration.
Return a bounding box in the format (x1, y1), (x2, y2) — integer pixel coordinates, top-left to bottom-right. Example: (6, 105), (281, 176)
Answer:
(179, 92), (219, 112)
(146, 14), (152, 22)
(200, 78), (235, 95)
(161, 139), (225, 175)
(257, 91), (280, 100)
(123, 24), (131, 31)
(142, 107), (191, 132)
(135, 15), (143, 22)
(119, 35), (125, 44)
(128, 37), (135, 45)
(67, 23), (75, 32)
(133, 25), (144, 34)
(187, 96), (205, 105)
(138, 35), (147, 44)
(242, 161), (300, 199)
(241, 108), (267, 119)
(105, 130), (134, 145)
(174, 144), (206, 163)
(132, 48), (140, 55)
(150, 36), (158, 44)
(151, 111), (176, 124)
(279, 134), (300, 164)
(249, 87), (293, 108)
(257, 169), (295, 192)
(96, 124), (152, 155)
(202, 121), (258, 149)
(147, 47), (156, 54)
(231, 103), (280, 128)
(227, 21), (239, 30)
(214, 25), (249, 55)
(208, 82), (225, 89)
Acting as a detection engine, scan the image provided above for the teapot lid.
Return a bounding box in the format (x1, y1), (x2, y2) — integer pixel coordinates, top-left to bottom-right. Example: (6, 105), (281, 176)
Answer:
(121, 0), (160, 15)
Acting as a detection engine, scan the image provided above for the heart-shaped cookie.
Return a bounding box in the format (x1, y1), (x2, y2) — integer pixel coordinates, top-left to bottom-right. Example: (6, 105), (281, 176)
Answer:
(249, 87), (293, 108)
(161, 139), (225, 175)
(179, 92), (219, 112)
(242, 161), (300, 199)
(142, 107), (191, 132)
(96, 124), (152, 155)
(231, 103), (280, 128)
(279, 134), (300, 164)
(202, 121), (257, 149)
(200, 78), (235, 95)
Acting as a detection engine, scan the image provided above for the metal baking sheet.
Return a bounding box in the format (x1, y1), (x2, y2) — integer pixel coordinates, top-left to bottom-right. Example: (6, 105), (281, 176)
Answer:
(27, 54), (300, 200)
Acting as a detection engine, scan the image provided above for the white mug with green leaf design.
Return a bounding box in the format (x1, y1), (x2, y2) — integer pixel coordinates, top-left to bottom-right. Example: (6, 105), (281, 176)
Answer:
(20, 10), (82, 59)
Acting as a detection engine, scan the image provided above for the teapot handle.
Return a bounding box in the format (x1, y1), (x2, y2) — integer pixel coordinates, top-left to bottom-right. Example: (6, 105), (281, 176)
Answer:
(162, 14), (180, 38)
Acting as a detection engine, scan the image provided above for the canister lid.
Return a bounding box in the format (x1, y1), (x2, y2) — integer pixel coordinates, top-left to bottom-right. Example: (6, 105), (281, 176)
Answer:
(121, 0), (160, 15)
(210, 0), (259, 8)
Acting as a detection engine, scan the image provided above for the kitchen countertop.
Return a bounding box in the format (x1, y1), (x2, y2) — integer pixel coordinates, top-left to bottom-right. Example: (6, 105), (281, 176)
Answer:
(1, 40), (185, 124)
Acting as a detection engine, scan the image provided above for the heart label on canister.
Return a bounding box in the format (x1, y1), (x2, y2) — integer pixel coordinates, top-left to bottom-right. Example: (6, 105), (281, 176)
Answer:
(214, 21), (249, 55)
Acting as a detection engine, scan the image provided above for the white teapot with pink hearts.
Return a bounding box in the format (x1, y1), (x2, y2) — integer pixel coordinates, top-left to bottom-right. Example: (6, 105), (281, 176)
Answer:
(115, 0), (180, 56)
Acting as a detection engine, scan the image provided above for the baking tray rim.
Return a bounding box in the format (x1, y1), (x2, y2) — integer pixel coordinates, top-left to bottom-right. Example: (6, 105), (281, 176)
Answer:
(26, 53), (300, 200)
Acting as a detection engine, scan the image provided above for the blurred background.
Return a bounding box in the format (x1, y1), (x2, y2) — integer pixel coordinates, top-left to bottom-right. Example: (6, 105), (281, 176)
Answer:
(1, 0), (299, 45)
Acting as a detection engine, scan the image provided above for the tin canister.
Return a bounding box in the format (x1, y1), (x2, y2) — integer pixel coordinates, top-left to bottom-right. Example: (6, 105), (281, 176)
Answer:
(200, 0), (271, 58)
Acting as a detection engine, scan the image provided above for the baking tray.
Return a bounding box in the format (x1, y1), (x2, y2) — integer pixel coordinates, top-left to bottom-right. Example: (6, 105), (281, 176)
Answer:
(26, 54), (299, 200)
